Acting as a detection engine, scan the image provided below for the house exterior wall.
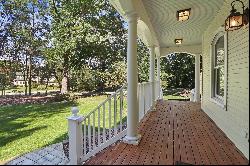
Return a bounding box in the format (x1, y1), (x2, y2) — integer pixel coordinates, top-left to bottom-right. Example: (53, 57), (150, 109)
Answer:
(201, 0), (249, 159)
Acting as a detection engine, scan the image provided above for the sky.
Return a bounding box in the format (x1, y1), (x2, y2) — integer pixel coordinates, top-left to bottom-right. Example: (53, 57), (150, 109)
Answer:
(0, 0), (127, 66)
(0, 0), (51, 65)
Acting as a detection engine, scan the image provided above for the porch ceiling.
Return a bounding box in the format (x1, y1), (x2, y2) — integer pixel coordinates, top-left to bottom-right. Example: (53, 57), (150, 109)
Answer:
(110, 0), (225, 56)
(142, 0), (225, 48)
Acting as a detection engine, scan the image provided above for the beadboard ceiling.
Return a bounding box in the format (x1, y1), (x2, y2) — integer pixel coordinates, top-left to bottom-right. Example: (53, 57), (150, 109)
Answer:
(142, 0), (225, 47)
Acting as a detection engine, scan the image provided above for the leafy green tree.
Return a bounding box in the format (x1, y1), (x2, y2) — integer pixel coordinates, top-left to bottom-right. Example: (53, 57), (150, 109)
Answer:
(1, 0), (50, 95)
(104, 61), (126, 90)
(47, 0), (127, 93)
(161, 53), (195, 89)
(137, 39), (150, 83)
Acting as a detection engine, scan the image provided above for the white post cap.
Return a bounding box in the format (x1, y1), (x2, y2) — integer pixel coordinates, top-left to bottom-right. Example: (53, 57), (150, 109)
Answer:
(71, 107), (79, 117)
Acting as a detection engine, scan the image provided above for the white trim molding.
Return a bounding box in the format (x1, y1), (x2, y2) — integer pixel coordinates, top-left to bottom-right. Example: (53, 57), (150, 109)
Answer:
(160, 44), (202, 57)
(210, 27), (228, 109)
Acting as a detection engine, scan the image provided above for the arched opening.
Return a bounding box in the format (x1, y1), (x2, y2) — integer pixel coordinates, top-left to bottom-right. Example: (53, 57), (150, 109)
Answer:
(160, 52), (202, 101)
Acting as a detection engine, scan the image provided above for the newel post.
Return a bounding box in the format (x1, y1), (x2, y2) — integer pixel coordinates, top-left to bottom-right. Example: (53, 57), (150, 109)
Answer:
(67, 107), (83, 165)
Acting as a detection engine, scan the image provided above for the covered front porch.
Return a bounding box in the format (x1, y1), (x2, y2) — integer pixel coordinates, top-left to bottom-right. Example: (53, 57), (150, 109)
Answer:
(84, 100), (248, 165)
(65, 0), (249, 164)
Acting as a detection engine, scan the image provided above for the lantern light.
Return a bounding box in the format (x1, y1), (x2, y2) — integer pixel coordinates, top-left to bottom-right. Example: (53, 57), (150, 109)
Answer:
(225, 0), (249, 31)
(176, 8), (191, 22)
(175, 39), (183, 45)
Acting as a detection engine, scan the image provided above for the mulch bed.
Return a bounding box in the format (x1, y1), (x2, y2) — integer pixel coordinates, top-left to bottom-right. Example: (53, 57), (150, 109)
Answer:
(0, 95), (56, 106)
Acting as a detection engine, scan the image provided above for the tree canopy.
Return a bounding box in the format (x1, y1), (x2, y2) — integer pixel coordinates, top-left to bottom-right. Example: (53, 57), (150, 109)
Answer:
(0, 0), (196, 95)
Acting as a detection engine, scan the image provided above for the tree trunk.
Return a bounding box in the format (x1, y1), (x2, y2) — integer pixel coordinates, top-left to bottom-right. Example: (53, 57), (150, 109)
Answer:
(61, 54), (69, 94)
(61, 76), (68, 94)
(24, 54), (28, 95)
(53, 72), (61, 92)
(45, 78), (49, 96)
(28, 55), (32, 95)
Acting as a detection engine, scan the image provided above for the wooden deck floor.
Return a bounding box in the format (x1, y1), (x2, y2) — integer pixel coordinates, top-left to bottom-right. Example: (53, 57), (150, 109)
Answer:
(84, 100), (249, 165)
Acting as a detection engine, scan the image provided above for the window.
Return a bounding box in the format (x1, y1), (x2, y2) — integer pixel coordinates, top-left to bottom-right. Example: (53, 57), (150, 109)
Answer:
(211, 29), (227, 106)
(214, 36), (224, 98)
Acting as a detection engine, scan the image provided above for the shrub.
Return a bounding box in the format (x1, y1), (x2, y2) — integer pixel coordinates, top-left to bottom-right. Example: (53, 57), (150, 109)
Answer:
(53, 93), (77, 102)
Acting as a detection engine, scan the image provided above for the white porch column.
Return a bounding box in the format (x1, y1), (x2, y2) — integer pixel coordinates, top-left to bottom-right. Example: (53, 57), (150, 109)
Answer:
(194, 54), (200, 102)
(149, 46), (155, 108)
(156, 55), (161, 98)
(123, 12), (141, 145)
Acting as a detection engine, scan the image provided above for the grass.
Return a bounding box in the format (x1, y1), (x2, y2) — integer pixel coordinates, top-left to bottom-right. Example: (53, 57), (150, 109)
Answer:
(0, 91), (185, 162)
(163, 95), (188, 100)
(162, 88), (190, 100)
(0, 95), (127, 162)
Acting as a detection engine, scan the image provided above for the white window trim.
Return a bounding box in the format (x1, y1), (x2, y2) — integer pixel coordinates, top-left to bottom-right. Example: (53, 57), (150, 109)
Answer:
(210, 27), (228, 109)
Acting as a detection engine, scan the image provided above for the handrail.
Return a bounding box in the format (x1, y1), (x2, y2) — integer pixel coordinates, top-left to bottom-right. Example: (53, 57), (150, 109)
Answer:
(80, 83), (128, 162)
(83, 84), (127, 120)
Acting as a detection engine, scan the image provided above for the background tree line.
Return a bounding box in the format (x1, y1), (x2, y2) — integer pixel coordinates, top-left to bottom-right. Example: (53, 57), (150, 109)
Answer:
(0, 0), (195, 95)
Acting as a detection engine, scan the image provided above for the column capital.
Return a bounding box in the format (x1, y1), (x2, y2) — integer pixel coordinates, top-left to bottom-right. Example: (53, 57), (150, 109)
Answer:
(126, 12), (139, 23)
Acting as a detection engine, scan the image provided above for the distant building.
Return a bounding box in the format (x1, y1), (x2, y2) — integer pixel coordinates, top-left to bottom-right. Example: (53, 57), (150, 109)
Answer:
(13, 72), (27, 86)
(13, 72), (58, 86)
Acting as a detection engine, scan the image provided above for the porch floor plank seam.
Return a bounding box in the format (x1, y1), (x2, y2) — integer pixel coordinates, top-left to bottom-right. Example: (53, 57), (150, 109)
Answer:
(84, 100), (249, 165)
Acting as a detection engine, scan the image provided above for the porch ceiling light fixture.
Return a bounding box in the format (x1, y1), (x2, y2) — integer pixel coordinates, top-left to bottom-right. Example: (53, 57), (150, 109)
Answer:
(176, 8), (191, 22)
(175, 39), (183, 45)
(225, 0), (249, 31)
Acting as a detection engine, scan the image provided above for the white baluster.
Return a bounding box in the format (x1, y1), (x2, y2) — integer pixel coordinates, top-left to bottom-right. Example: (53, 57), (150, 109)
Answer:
(83, 119), (86, 155)
(114, 94), (117, 135)
(108, 98), (111, 139)
(138, 84), (142, 120)
(98, 107), (101, 146)
(120, 90), (123, 132)
(103, 103), (106, 142)
(93, 111), (96, 149)
(88, 117), (91, 151)
(142, 84), (145, 116)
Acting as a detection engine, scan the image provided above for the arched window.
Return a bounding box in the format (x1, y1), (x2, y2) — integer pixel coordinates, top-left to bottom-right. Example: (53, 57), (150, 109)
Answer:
(211, 29), (227, 106)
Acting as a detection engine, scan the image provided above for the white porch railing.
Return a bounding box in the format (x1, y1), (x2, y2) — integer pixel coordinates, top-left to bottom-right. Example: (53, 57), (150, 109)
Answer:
(81, 84), (127, 162)
(138, 82), (152, 121)
(67, 81), (162, 164)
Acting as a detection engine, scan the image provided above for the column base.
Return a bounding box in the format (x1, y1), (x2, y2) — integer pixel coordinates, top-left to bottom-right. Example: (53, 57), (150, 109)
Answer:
(123, 134), (141, 145)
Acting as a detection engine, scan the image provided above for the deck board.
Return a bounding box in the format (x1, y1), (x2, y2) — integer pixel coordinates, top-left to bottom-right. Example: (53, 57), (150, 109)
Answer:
(84, 100), (249, 165)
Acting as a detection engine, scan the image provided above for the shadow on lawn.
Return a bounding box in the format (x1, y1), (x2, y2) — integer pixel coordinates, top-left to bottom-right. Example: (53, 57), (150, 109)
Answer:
(0, 101), (77, 147)
(0, 126), (48, 147)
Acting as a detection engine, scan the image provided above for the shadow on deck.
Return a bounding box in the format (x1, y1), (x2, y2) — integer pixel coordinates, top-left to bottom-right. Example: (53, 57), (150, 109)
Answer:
(84, 100), (249, 165)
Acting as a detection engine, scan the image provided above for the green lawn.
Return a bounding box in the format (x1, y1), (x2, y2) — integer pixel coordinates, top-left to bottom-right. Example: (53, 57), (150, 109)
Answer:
(163, 95), (189, 100)
(0, 95), (127, 162)
(162, 88), (190, 100)
(0, 93), (185, 162)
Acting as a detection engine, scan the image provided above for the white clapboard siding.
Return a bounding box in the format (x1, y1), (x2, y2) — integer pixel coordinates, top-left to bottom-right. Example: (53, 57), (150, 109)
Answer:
(201, 0), (249, 159)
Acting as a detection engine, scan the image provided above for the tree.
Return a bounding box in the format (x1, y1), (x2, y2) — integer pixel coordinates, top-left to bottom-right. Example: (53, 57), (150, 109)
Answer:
(0, 0), (50, 95)
(161, 53), (195, 89)
(137, 39), (150, 83)
(47, 0), (127, 93)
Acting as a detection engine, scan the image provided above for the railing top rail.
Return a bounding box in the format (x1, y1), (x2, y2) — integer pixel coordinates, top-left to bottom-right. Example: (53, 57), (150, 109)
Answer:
(83, 84), (127, 120)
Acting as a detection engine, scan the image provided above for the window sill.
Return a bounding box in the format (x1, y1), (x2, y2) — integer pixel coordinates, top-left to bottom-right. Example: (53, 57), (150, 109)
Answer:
(210, 97), (226, 109)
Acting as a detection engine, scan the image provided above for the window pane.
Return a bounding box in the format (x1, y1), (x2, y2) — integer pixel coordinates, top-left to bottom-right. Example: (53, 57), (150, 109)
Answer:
(215, 36), (224, 66)
(216, 67), (224, 97)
